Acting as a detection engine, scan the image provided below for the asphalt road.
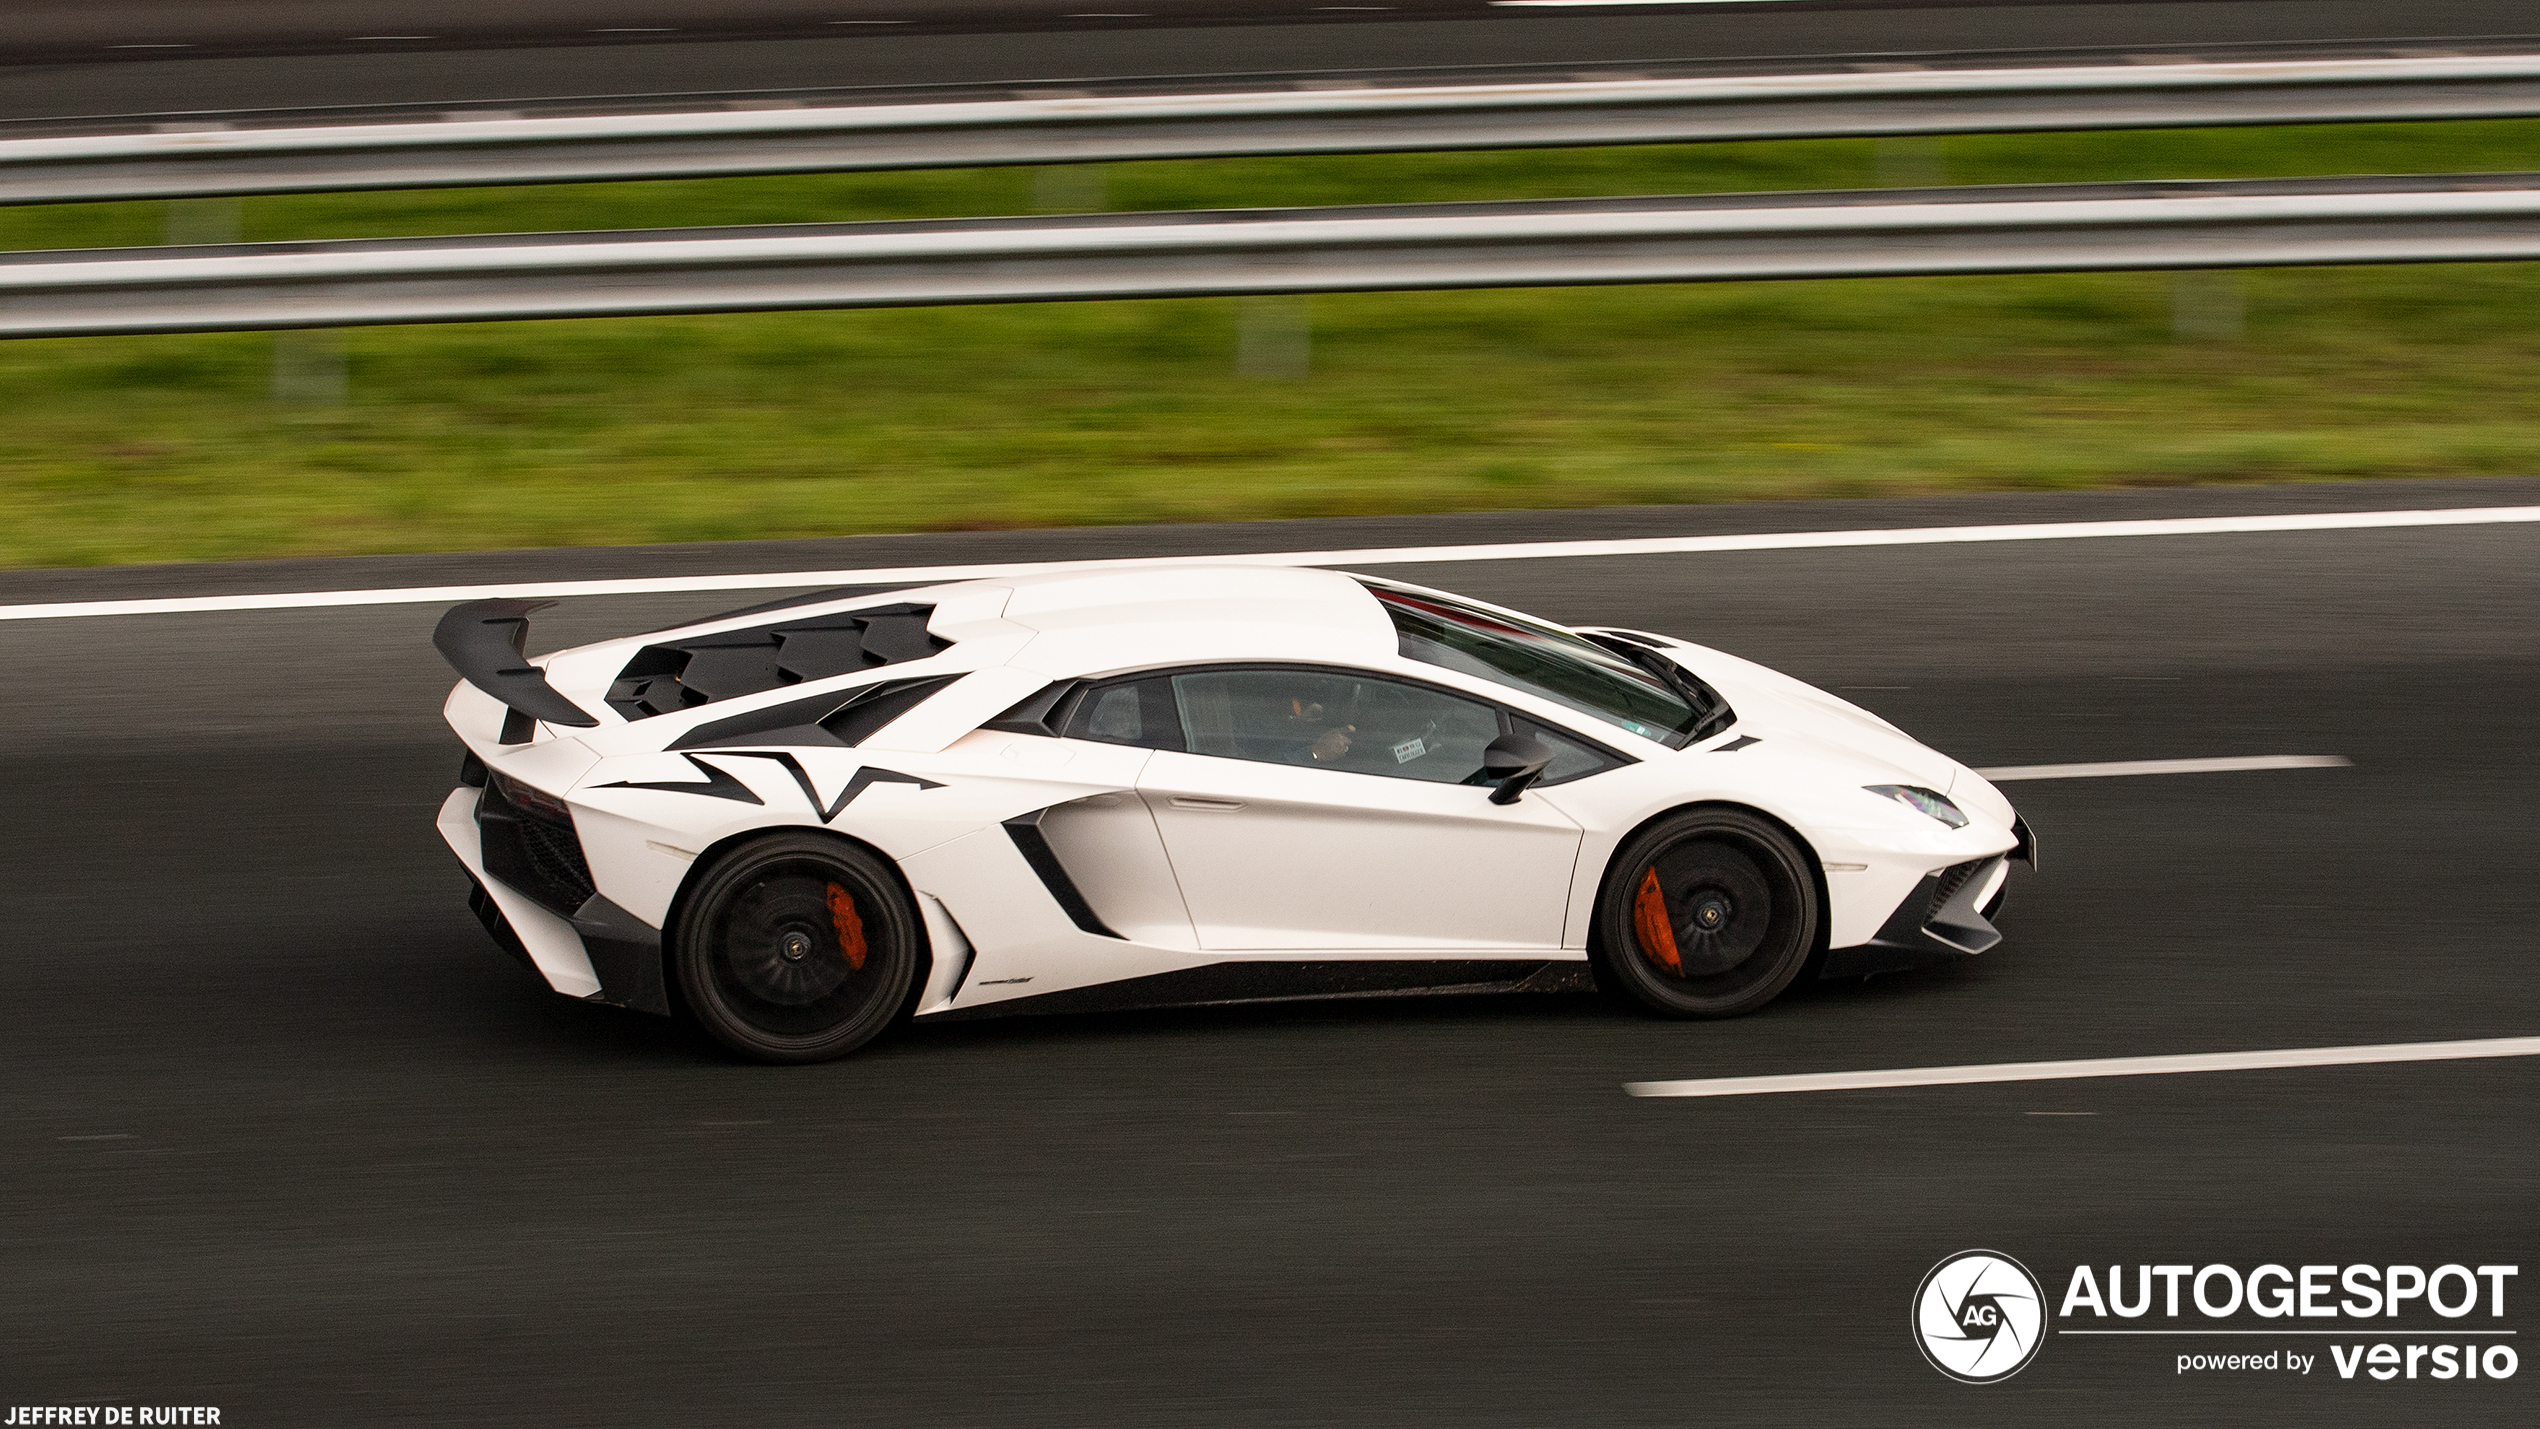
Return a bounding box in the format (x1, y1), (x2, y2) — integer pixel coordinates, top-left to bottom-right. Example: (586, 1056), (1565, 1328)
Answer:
(1, 476), (2534, 1425)
(2, 0), (2534, 122)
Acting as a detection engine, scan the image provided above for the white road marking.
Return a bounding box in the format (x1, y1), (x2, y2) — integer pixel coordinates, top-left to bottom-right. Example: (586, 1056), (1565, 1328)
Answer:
(2, 504), (2535, 623)
(1975, 754), (2353, 781)
(1625, 1035), (2540, 1098)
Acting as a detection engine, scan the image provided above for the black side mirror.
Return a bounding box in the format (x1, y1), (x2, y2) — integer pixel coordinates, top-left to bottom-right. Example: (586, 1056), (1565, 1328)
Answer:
(1483, 734), (1555, 805)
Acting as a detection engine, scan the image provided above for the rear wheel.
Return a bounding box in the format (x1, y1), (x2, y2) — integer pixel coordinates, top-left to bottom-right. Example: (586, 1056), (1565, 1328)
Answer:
(672, 833), (919, 1064)
(1591, 808), (1820, 1018)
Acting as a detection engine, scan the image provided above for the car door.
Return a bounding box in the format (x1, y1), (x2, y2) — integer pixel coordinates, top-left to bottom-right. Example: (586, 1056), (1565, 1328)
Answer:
(1096, 665), (1591, 952)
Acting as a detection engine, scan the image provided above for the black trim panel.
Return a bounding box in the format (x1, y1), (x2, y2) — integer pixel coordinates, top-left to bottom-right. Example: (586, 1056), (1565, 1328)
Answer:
(821, 677), (962, 747)
(716, 752), (944, 823)
(667, 686), (865, 751)
(1001, 809), (1123, 939)
(572, 894), (671, 1017)
(665, 674), (959, 751)
(465, 875), (537, 974)
(1818, 856), (2007, 979)
(592, 753), (766, 805)
(925, 958), (1568, 1022)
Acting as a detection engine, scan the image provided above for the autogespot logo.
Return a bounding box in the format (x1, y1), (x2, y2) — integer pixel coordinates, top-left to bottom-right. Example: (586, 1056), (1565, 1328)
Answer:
(1915, 1250), (2050, 1383)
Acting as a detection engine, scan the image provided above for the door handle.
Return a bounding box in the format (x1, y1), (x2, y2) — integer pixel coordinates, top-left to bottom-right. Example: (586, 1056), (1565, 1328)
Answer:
(1168, 796), (1245, 812)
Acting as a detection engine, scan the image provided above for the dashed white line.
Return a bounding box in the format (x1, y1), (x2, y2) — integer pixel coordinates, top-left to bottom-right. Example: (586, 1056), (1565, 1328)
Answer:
(2, 504), (2534, 623)
(1625, 1035), (2540, 1098)
(1976, 754), (2353, 781)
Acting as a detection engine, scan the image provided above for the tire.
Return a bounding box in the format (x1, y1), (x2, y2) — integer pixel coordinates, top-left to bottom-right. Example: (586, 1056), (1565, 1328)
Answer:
(671, 833), (921, 1064)
(1590, 807), (1821, 1018)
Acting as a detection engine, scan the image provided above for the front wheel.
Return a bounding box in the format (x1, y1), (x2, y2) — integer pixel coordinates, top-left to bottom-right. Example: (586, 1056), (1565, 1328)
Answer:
(671, 833), (920, 1064)
(1590, 808), (1820, 1018)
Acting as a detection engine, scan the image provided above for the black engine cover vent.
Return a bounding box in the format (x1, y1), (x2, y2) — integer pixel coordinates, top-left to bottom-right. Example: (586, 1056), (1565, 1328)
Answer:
(668, 675), (962, 751)
(607, 603), (950, 719)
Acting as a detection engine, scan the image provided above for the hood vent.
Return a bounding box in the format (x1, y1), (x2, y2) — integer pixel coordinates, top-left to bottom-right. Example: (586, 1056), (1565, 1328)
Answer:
(607, 603), (950, 720)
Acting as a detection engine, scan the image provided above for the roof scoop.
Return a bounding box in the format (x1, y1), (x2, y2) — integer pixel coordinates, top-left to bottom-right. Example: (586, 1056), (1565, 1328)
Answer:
(433, 598), (600, 728)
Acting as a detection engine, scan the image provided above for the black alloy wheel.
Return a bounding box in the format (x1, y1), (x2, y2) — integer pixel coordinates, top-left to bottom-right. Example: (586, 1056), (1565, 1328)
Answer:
(671, 833), (920, 1064)
(1591, 807), (1820, 1018)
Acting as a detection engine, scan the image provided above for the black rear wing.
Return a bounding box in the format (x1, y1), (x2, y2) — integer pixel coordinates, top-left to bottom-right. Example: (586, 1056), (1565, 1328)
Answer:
(432, 599), (600, 728)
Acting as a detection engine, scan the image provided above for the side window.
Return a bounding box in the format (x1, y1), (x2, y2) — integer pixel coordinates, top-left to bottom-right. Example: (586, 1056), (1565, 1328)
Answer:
(1515, 717), (1626, 786)
(1062, 675), (1184, 751)
(1169, 668), (1501, 785)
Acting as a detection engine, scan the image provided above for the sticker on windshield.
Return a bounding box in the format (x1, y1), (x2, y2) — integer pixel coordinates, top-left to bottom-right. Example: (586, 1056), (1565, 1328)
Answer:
(1391, 737), (1428, 764)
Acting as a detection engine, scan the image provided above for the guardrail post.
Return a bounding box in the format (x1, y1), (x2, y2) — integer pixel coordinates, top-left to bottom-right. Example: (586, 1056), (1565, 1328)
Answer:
(1237, 296), (1311, 378)
(1874, 136), (1947, 189)
(1032, 165), (1109, 214)
(2172, 271), (2247, 340)
(162, 197), (241, 246)
(273, 330), (348, 405)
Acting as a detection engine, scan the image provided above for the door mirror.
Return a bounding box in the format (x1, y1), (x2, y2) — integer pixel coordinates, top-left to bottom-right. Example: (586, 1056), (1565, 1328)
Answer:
(1482, 733), (1555, 805)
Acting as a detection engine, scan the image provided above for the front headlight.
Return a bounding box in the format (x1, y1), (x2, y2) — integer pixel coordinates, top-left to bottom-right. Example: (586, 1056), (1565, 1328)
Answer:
(1865, 784), (1970, 828)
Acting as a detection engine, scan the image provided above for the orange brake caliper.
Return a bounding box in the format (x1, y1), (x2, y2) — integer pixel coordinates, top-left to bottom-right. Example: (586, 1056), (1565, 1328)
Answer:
(1633, 868), (1682, 974)
(825, 882), (869, 971)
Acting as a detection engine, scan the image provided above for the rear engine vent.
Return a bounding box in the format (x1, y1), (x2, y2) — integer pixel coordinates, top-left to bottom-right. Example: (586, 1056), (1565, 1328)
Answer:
(477, 772), (596, 916)
(607, 602), (950, 720)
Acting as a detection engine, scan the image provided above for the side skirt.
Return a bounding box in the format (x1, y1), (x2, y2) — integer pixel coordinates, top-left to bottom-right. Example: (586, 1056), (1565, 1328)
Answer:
(922, 958), (1592, 1022)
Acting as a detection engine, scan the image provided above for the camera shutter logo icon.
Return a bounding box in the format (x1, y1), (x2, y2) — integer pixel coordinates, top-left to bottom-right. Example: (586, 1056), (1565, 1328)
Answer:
(1913, 1250), (2049, 1383)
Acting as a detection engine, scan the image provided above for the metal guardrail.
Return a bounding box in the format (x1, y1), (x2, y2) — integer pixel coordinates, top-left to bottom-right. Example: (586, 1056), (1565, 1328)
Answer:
(4, 175), (2532, 338)
(3, 54), (2539, 205)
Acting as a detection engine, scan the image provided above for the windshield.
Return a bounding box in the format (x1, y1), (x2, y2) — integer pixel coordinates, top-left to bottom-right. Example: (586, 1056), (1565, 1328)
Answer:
(1366, 582), (1708, 748)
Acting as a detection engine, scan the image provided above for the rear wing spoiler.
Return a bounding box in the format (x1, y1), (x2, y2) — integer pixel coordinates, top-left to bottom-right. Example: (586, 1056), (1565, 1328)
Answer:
(433, 599), (600, 728)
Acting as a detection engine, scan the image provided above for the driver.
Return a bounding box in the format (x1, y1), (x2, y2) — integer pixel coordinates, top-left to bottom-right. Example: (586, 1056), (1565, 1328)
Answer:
(1283, 695), (1357, 766)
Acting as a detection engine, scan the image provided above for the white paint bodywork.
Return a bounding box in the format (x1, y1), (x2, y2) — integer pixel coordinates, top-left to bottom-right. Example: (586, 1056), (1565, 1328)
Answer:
(440, 565), (2023, 1016)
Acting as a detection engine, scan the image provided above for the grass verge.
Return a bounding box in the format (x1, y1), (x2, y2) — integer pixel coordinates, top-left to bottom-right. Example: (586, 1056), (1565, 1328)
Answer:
(0, 120), (2535, 566)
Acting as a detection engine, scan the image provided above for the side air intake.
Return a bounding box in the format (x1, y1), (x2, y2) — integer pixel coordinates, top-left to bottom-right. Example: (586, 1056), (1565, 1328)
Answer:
(607, 603), (951, 719)
(666, 676), (961, 751)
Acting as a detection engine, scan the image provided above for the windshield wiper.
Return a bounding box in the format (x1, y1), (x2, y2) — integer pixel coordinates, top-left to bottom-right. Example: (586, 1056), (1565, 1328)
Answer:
(1612, 642), (1736, 745)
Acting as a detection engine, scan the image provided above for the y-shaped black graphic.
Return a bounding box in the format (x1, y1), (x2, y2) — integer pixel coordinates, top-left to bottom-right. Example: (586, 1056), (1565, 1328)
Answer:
(592, 754), (764, 805)
(708, 752), (944, 823)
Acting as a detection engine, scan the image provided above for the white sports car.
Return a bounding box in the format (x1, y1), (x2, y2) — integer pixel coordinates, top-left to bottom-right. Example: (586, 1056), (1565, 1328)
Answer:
(436, 566), (2033, 1063)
